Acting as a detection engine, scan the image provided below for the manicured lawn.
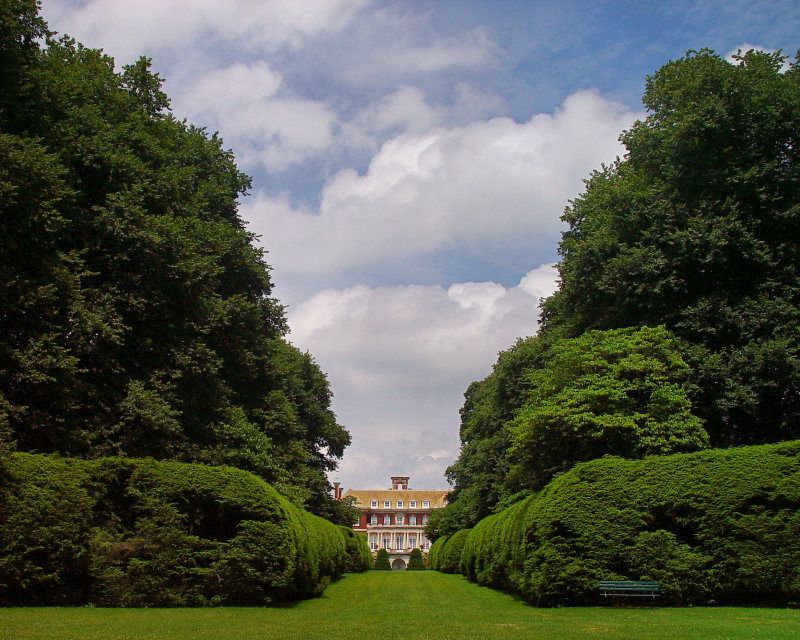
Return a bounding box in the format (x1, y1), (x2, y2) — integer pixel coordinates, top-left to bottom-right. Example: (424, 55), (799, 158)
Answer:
(2, 571), (798, 640)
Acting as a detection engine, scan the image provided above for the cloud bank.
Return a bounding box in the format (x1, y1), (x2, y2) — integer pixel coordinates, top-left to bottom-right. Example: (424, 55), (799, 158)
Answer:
(288, 265), (560, 489)
(244, 89), (639, 281)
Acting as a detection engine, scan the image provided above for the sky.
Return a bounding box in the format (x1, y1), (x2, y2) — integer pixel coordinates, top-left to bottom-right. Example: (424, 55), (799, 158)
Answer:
(42, 1), (800, 491)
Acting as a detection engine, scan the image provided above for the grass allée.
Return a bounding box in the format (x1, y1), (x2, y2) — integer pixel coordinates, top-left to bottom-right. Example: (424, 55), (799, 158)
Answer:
(2, 572), (800, 640)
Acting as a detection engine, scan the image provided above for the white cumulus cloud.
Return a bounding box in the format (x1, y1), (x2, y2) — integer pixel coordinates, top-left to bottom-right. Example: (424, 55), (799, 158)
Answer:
(244, 89), (640, 277)
(174, 62), (335, 171)
(45, 0), (371, 63)
(289, 264), (559, 490)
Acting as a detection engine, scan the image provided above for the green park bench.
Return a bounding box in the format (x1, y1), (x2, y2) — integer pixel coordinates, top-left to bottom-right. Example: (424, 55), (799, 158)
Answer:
(598, 580), (659, 599)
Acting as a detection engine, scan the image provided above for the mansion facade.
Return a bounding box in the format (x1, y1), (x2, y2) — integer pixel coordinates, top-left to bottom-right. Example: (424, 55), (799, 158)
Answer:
(339, 476), (448, 570)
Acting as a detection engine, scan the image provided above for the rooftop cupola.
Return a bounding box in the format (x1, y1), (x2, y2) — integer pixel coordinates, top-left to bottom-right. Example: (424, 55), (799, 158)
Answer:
(391, 476), (410, 490)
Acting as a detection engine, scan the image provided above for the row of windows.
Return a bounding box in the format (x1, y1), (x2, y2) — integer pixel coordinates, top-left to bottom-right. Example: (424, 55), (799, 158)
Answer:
(369, 514), (428, 526)
(370, 499), (429, 508)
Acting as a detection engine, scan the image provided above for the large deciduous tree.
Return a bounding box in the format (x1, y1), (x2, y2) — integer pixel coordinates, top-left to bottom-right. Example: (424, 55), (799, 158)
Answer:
(542, 48), (800, 447)
(507, 326), (707, 491)
(0, 1), (349, 519)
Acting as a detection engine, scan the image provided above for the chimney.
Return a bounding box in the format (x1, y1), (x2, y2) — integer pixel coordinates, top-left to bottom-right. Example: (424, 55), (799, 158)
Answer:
(333, 477), (342, 500)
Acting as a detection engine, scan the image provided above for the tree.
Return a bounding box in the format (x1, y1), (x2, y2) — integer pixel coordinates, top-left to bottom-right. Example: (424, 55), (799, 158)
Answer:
(0, 3), (349, 517)
(542, 48), (800, 447)
(507, 326), (707, 491)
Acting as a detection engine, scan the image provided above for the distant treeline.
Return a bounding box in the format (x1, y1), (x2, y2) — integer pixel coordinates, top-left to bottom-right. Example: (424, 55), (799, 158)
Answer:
(0, 2), (351, 522)
(0, 452), (370, 606)
(430, 48), (800, 539)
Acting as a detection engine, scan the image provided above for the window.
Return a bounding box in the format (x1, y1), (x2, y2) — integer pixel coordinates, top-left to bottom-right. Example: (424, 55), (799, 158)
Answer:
(410, 500), (417, 508)
(370, 541), (378, 550)
(422, 500), (430, 508)
(397, 515), (404, 525)
(396, 500), (403, 508)
(383, 515), (390, 526)
(371, 500), (378, 508)
(370, 515), (377, 524)
(382, 536), (391, 549)
(409, 516), (417, 526)
(422, 516), (428, 525)
(396, 535), (404, 549)
(383, 500), (390, 508)
(409, 535), (417, 548)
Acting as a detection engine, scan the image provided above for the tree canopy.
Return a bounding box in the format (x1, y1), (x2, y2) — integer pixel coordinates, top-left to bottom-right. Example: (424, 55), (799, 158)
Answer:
(507, 326), (707, 492)
(0, 1), (349, 519)
(435, 48), (800, 536)
(542, 48), (800, 447)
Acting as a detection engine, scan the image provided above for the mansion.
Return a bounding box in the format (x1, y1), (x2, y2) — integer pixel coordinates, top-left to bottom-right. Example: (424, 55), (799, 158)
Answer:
(338, 476), (449, 570)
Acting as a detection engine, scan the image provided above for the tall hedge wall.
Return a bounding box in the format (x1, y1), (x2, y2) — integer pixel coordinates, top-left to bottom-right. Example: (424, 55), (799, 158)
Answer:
(0, 453), (357, 606)
(339, 526), (372, 573)
(460, 441), (800, 606)
(429, 529), (472, 574)
(427, 535), (447, 571)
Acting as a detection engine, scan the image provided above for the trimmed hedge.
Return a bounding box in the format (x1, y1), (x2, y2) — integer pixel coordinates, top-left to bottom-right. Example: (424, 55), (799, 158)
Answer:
(459, 441), (800, 606)
(339, 527), (371, 573)
(373, 548), (390, 570)
(427, 535), (445, 570)
(407, 547), (425, 570)
(429, 529), (472, 574)
(0, 453), (353, 606)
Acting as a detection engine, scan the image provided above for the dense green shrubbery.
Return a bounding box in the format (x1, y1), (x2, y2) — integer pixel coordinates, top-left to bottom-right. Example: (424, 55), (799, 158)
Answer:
(373, 549), (390, 570)
(430, 529), (472, 574)
(339, 527), (371, 573)
(0, 453), (353, 606)
(459, 441), (800, 606)
(427, 535), (445, 570)
(407, 547), (425, 570)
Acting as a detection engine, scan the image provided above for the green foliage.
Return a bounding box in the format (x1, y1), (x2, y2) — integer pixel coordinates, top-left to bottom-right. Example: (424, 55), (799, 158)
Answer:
(542, 49), (800, 448)
(441, 326), (705, 531)
(509, 326), (707, 491)
(427, 535), (445, 571)
(459, 441), (800, 606)
(0, 453), (350, 606)
(373, 548), (391, 571)
(430, 529), (472, 574)
(339, 527), (371, 573)
(407, 547), (426, 571)
(0, 2), (349, 516)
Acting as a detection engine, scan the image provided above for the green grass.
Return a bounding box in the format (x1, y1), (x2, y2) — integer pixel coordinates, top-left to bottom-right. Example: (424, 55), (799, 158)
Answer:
(2, 571), (799, 640)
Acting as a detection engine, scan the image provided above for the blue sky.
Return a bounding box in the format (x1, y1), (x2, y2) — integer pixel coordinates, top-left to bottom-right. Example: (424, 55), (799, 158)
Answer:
(43, 0), (800, 490)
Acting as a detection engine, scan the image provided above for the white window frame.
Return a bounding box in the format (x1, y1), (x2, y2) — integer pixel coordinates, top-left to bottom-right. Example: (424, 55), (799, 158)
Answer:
(397, 514), (404, 525)
(397, 500), (403, 508)
(422, 515), (428, 525)
(383, 500), (390, 508)
(370, 515), (377, 524)
(409, 515), (417, 526)
(410, 500), (417, 508)
(422, 500), (430, 508)
(383, 515), (390, 526)
(371, 500), (378, 508)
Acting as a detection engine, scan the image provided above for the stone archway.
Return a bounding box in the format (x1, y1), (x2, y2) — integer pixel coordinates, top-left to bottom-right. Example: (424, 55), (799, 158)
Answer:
(391, 558), (406, 571)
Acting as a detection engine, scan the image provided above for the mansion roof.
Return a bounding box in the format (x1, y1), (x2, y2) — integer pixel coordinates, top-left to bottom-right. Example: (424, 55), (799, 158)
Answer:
(342, 489), (449, 509)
